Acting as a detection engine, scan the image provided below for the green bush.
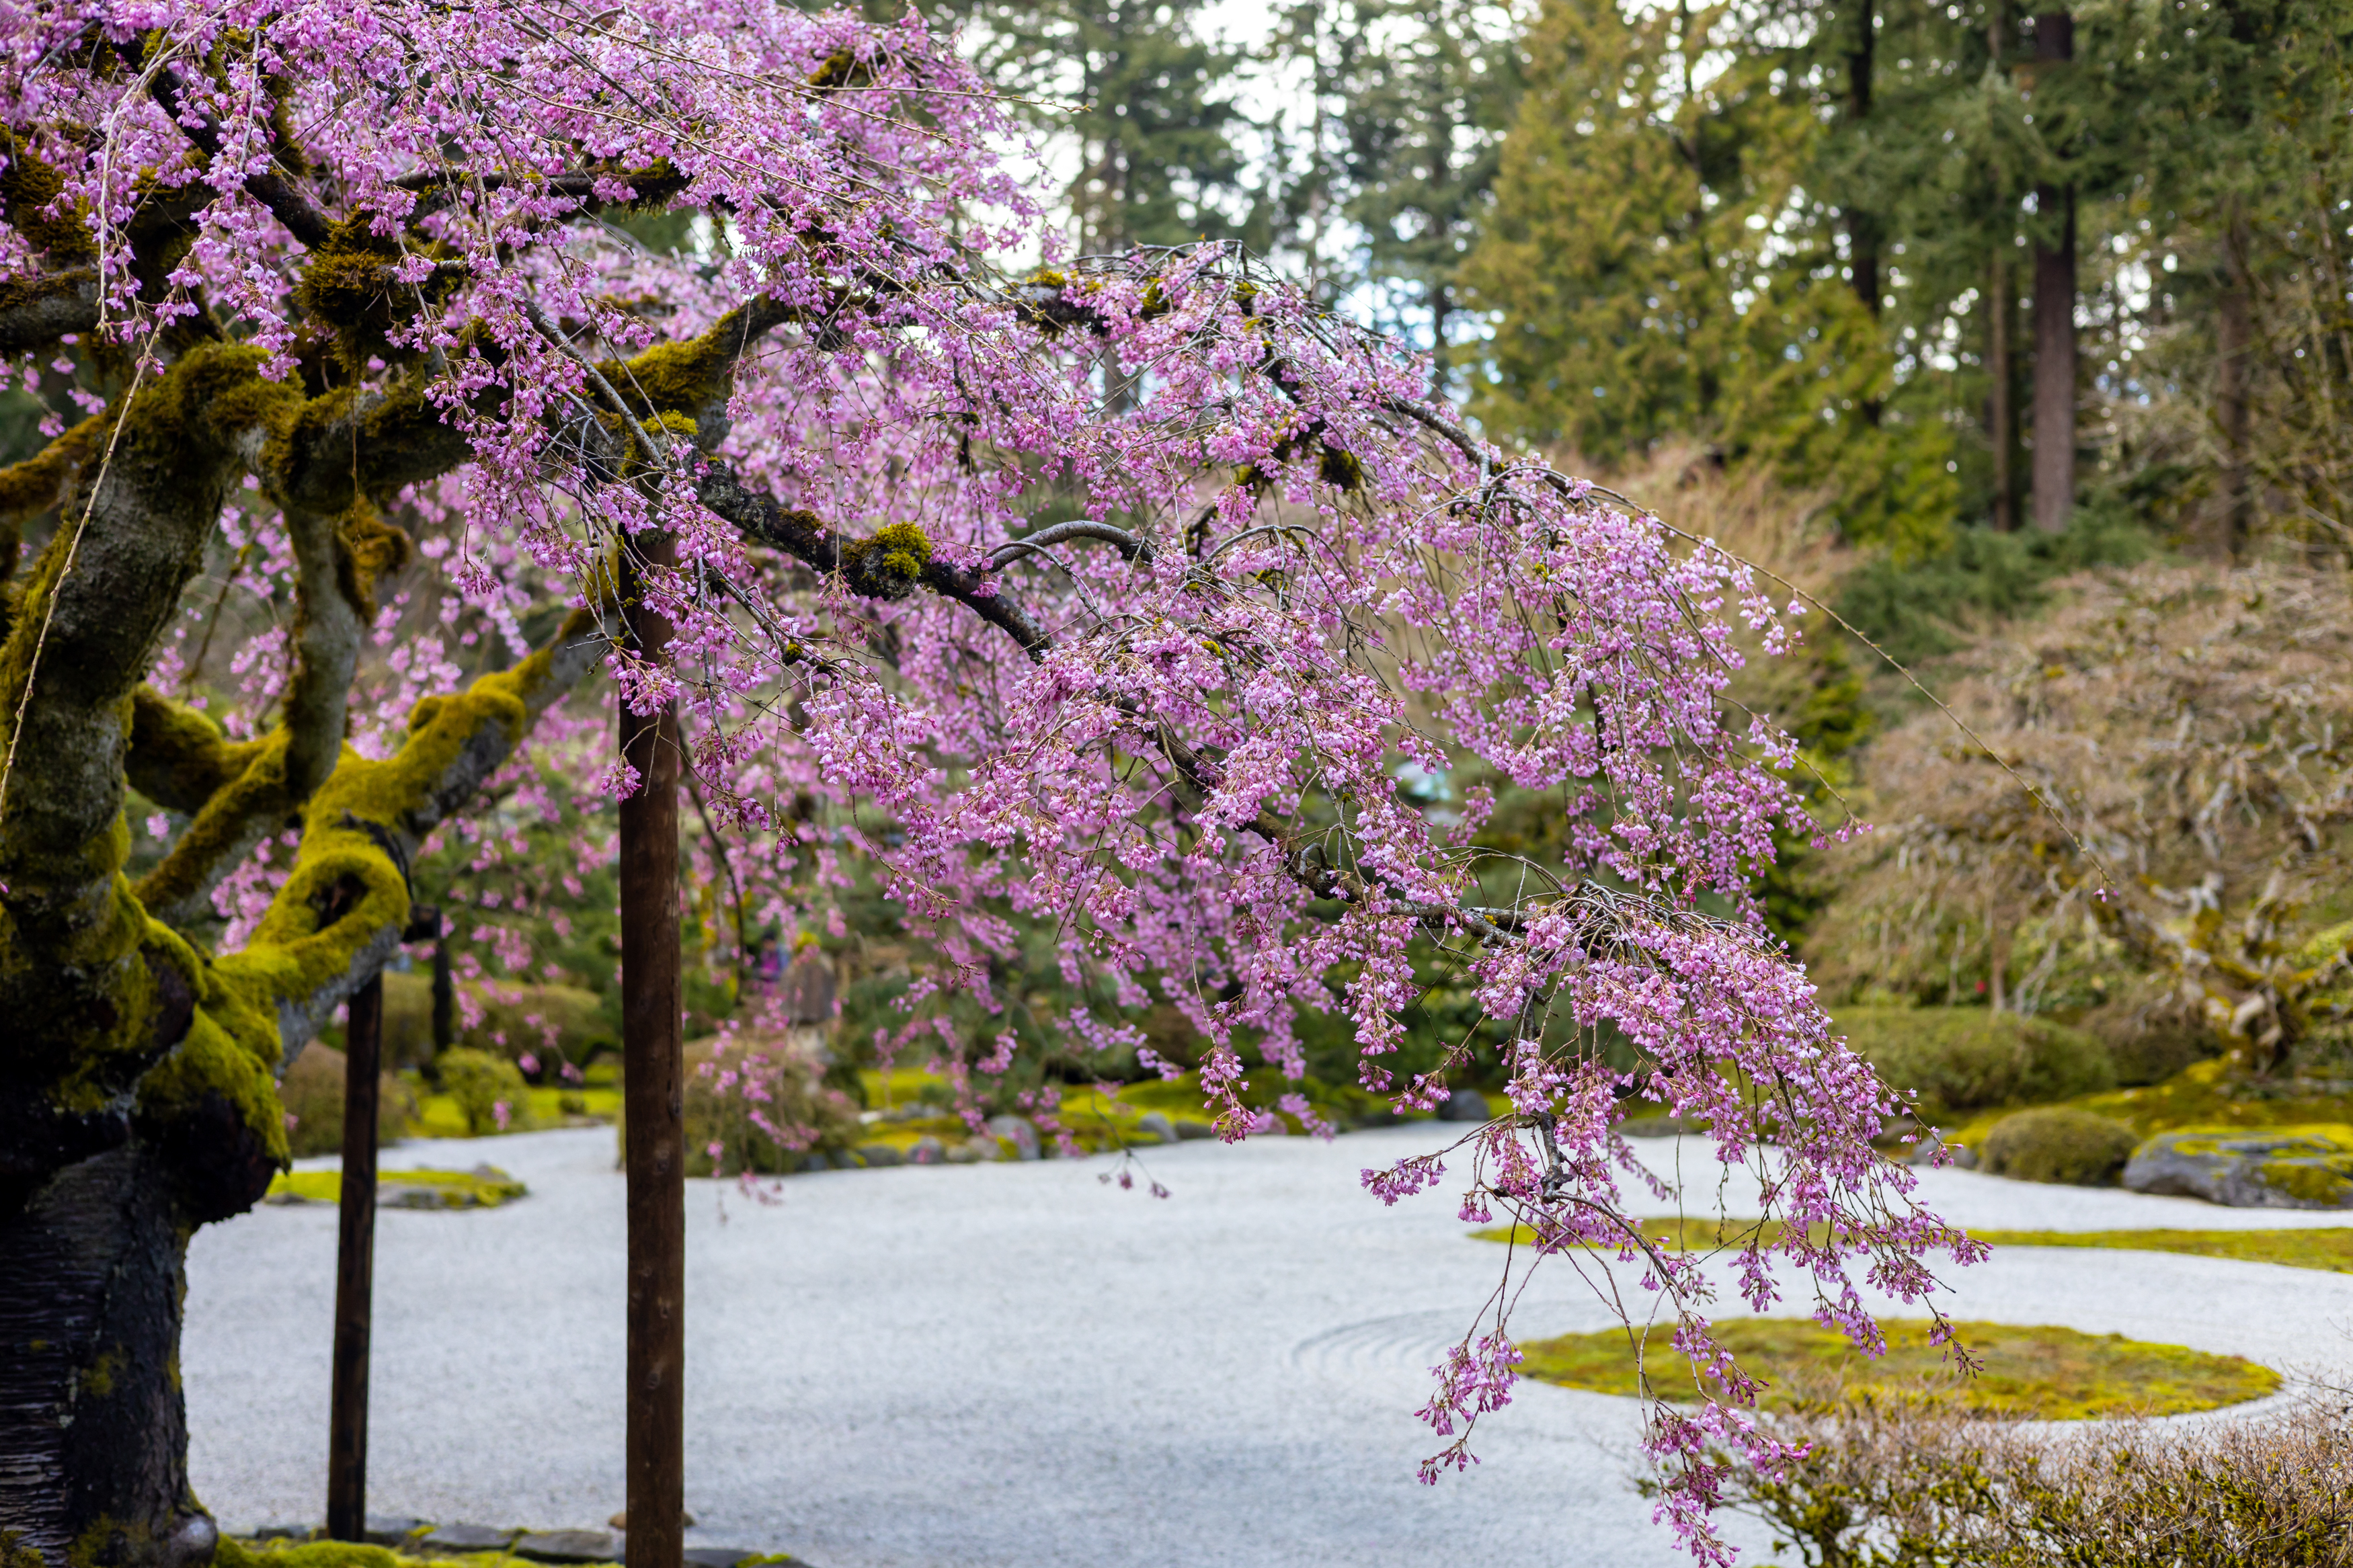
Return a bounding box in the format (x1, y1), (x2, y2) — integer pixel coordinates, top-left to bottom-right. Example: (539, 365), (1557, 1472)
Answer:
(683, 1031), (863, 1175)
(382, 972), (614, 1071)
(279, 1042), (415, 1157)
(437, 1047), (535, 1136)
(1837, 1006), (2114, 1120)
(1982, 1108), (2140, 1186)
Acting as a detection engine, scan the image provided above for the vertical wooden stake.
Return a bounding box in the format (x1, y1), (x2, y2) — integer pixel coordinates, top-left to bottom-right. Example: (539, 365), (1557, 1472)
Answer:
(619, 532), (684, 1568)
(327, 975), (383, 1542)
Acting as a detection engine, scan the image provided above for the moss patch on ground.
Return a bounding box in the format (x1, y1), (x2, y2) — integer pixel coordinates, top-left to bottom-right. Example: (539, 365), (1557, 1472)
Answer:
(1966, 1226), (2353, 1274)
(1945, 1058), (2353, 1152)
(265, 1166), (527, 1208)
(1476, 1214), (2353, 1275)
(218, 1539), (618, 1568)
(1519, 1318), (2278, 1418)
(409, 1081), (618, 1138)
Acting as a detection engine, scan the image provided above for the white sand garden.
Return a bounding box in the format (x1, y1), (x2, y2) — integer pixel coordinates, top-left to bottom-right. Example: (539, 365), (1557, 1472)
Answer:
(184, 1125), (2353, 1568)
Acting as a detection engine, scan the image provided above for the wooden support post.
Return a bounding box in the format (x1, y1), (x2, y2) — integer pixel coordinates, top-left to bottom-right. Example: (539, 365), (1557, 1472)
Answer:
(326, 975), (383, 1542)
(619, 532), (684, 1568)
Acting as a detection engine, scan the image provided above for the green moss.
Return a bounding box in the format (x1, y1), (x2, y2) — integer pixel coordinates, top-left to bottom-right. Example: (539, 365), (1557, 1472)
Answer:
(0, 413), (99, 576)
(266, 1165), (526, 1208)
(805, 47), (877, 90)
(837, 521), (932, 600)
(126, 686), (270, 812)
(1, 135), (96, 261)
(1964, 1226), (2353, 1272)
(217, 1542), (623, 1568)
(334, 499), (413, 620)
(132, 727), (295, 917)
(1946, 1057), (2353, 1150)
(1520, 1317), (2279, 1419)
(292, 219), (456, 372)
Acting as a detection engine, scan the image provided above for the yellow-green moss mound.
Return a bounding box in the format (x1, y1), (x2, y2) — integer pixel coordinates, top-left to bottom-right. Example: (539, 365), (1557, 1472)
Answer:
(264, 1165), (526, 1208)
(1520, 1318), (2278, 1418)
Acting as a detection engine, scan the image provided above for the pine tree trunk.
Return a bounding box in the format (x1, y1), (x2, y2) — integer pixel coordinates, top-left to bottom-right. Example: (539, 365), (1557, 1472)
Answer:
(0, 1146), (220, 1568)
(2213, 210), (2254, 561)
(2030, 10), (2076, 534)
(1990, 247), (2017, 530)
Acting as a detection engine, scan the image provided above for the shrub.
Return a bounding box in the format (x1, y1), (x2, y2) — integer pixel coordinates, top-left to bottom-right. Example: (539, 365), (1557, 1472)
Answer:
(382, 972), (614, 1071)
(278, 1042), (415, 1157)
(683, 1029), (864, 1175)
(1706, 1385), (2353, 1567)
(1982, 1107), (2139, 1185)
(437, 1047), (534, 1137)
(1837, 1006), (2115, 1120)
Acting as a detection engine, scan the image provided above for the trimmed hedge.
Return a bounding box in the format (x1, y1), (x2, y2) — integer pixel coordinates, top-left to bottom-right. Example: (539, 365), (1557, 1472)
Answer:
(1983, 1108), (2141, 1186)
(1837, 1006), (2114, 1121)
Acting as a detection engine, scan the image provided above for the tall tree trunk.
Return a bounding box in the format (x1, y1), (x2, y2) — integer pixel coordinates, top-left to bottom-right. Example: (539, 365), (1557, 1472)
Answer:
(2030, 9), (2076, 534)
(1987, 0), (2017, 531)
(2213, 208), (2254, 561)
(0, 1147), (220, 1568)
(1991, 248), (2018, 530)
(1845, 0), (1880, 321)
(619, 534), (684, 1568)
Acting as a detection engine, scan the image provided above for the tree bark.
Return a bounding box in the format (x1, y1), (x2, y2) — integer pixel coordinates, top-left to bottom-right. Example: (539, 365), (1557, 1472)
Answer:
(2213, 208), (2254, 561)
(1987, 0), (2017, 532)
(619, 534), (684, 1568)
(1990, 247), (2018, 530)
(0, 1147), (220, 1568)
(1845, 0), (1881, 321)
(2030, 9), (2076, 534)
(327, 978), (383, 1542)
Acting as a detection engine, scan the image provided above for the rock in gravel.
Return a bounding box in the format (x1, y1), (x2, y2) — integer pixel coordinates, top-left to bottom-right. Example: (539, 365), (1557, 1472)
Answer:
(1909, 1132), (1979, 1170)
(2124, 1128), (2353, 1208)
(1134, 1112), (1176, 1145)
(1173, 1118), (1214, 1140)
(421, 1525), (516, 1552)
(1437, 1091), (1490, 1123)
(909, 1135), (945, 1165)
(984, 1114), (1040, 1161)
(853, 1143), (902, 1168)
(361, 1516), (424, 1545)
(512, 1530), (619, 1563)
(252, 1525), (312, 1542)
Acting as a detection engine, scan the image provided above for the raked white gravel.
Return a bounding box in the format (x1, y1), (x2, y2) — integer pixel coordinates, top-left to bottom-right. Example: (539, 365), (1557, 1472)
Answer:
(185, 1124), (2353, 1568)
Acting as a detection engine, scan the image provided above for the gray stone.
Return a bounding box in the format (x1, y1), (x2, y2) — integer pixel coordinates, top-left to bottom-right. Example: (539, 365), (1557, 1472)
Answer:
(908, 1135), (945, 1165)
(1172, 1118), (1215, 1141)
(1437, 1091), (1490, 1123)
(943, 1141), (980, 1164)
(422, 1525), (517, 1553)
(252, 1525), (313, 1542)
(1909, 1133), (1979, 1171)
(2123, 1130), (2353, 1208)
(984, 1114), (1040, 1161)
(362, 1516), (425, 1545)
(512, 1530), (619, 1563)
(1133, 1112), (1176, 1145)
(853, 1143), (902, 1168)
(796, 1152), (830, 1174)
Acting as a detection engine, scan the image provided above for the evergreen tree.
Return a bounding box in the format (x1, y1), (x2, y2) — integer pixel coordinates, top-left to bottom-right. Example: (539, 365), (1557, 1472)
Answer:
(1466, 0), (1956, 551)
(1266, 1), (1524, 393)
(946, 1), (1252, 251)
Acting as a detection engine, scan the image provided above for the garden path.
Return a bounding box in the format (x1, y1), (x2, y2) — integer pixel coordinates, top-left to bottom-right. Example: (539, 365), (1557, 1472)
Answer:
(185, 1126), (2353, 1568)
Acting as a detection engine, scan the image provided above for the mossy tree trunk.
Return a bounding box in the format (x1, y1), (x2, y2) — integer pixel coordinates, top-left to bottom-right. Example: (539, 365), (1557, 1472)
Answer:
(0, 91), (861, 1563)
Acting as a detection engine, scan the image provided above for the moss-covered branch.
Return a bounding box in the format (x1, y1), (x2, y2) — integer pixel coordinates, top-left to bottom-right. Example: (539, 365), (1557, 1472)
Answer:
(0, 415), (100, 585)
(0, 267), (101, 355)
(207, 605), (606, 1060)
